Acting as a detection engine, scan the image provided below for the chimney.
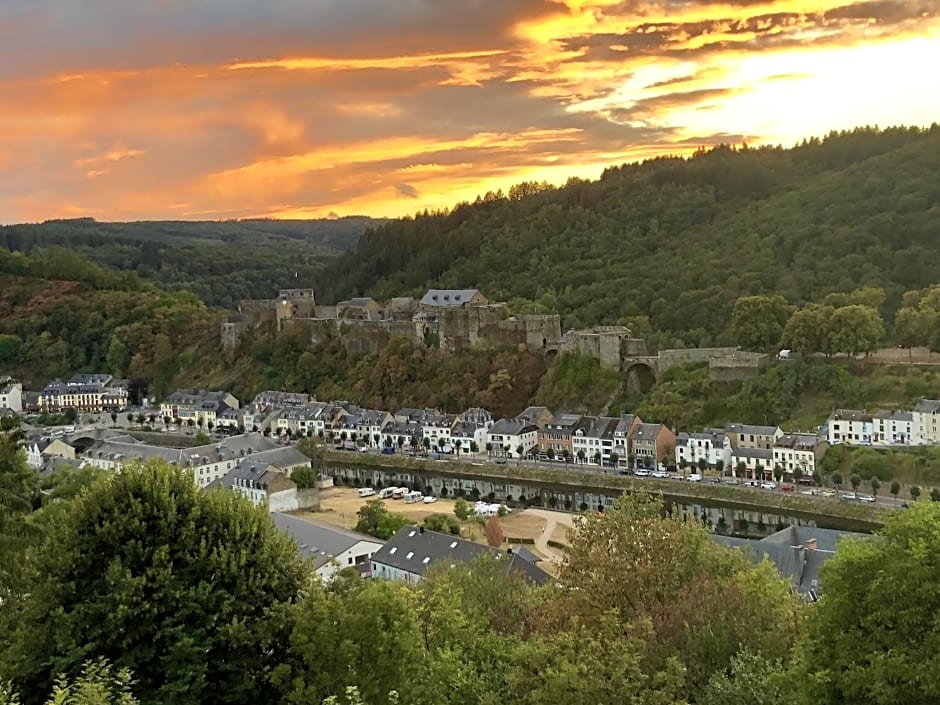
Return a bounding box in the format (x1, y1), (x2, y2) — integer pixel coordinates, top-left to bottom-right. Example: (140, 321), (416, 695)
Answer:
(805, 537), (817, 551)
(419, 526), (425, 534)
(507, 547), (513, 555)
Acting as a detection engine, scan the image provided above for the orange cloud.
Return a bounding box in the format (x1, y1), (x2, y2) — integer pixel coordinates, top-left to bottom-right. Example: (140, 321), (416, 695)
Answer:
(0, 0), (938, 222)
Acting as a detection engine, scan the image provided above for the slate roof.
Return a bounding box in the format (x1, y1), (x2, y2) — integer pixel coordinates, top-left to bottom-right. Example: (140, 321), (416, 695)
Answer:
(489, 419), (537, 436)
(271, 514), (382, 569)
(830, 409), (872, 422)
(874, 409), (913, 422)
(614, 414), (638, 437)
(633, 423), (664, 441)
(419, 289), (481, 307)
(712, 525), (868, 594)
(243, 445), (311, 470)
(914, 398), (940, 413)
(731, 446), (774, 460)
(726, 423), (781, 436)
(372, 526), (552, 585)
(211, 459), (283, 491)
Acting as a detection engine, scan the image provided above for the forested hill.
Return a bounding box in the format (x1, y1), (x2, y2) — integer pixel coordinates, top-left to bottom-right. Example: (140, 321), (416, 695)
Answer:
(322, 126), (940, 346)
(0, 216), (380, 308)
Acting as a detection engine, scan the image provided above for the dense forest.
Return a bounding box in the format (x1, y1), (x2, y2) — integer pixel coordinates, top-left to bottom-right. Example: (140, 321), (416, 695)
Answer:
(3, 443), (940, 705)
(0, 217), (377, 308)
(322, 126), (940, 347)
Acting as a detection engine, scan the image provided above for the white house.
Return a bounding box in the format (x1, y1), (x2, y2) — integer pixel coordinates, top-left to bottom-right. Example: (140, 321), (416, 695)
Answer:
(272, 513), (383, 582)
(422, 413), (457, 450)
(913, 399), (940, 445)
(826, 410), (873, 446)
(874, 410), (915, 446)
(675, 428), (731, 470)
(160, 389), (239, 427)
(772, 434), (824, 479)
(210, 461), (316, 512)
(572, 416), (618, 465)
(729, 446), (774, 480)
(486, 419), (538, 458)
(0, 379), (23, 414)
(26, 437), (76, 470)
(450, 421), (487, 453)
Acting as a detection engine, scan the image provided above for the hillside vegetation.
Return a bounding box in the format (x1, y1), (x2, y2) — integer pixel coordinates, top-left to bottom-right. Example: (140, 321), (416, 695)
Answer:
(323, 126), (940, 347)
(0, 216), (377, 308)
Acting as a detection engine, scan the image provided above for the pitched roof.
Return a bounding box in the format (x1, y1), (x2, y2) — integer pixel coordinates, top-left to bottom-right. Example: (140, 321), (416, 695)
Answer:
(633, 423), (665, 440)
(874, 409), (913, 422)
(914, 399), (940, 413)
(271, 513), (382, 568)
(830, 409), (872, 422)
(371, 526), (551, 585)
(244, 445), (311, 469)
(726, 422), (781, 436)
(489, 418), (537, 436)
(419, 289), (481, 307)
(614, 414), (638, 436)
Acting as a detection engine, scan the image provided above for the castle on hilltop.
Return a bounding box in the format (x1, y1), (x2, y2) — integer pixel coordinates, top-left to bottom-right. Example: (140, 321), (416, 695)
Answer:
(222, 288), (563, 355)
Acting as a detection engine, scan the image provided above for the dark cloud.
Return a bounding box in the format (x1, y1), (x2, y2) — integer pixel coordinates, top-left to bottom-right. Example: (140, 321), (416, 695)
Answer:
(394, 183), (420, 198)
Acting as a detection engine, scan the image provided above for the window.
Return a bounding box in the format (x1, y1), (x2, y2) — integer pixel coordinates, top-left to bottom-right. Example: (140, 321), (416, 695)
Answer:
(422, 557), (430, 564)
(389, 547), (398, 555)
(406, 551), (414, 560)
(449, 541), (458, 548)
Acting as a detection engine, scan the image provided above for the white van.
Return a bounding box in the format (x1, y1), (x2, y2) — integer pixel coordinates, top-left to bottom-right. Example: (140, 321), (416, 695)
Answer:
(687, 474), (703, 483)
(404, 491), (424, 504)
(378, 487), (397, 499)
(357, 487), (376, 498)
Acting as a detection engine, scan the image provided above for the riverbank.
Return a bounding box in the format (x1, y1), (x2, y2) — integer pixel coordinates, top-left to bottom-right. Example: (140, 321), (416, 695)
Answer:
(321, 450), (887, 530)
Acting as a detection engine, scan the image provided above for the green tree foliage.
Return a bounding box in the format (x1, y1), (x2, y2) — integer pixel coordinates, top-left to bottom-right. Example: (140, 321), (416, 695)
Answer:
(290, 466), (318, 490)
(0, 218), (377, 310)
(827, 305), (885, 355)
(3, 461), (306, 705)
(804, 502), (940, 703)
(1, 659), (138, 705)
(894, 283), (940, 352)
(271, 578), (423, 705)
(453, 497), (471, 521)
(730, 296), (792, 351)
(700, 649), (791, 705)
(353, 499), (409, 540)
(0, 435), (39, 600)
(780, 304), (834, 354)
(555, 494), (801, 698)
(423, 513), (461, 535)
(533, 353), (621, 412)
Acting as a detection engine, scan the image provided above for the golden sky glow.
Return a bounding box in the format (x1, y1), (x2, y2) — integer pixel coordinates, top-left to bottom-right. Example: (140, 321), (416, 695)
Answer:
(0, 0), (938, 222)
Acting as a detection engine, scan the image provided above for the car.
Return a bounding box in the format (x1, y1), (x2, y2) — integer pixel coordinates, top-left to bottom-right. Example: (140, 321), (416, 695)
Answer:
(724, 477), (739, 485)
(687, 474), (703, 483)
(858, 494), (876, 503)
(821, 490), (836, 497)
(652, 471), (669, 478)
(357, 446), (369, 453)
(760, 482), (777, 490)
(634, 469), (650, 477)
(495, 458), (507, 465)
(781, 485), (795, 493)
(707, 477), (721, 484)
(841, 492), (857, 501)
(423, 496), (438, 504)
(800, 489), (817, 496)
(381, 447), (395, 455)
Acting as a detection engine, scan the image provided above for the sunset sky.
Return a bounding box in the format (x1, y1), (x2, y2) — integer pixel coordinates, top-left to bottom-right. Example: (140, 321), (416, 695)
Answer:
(1, 0), (938, 223)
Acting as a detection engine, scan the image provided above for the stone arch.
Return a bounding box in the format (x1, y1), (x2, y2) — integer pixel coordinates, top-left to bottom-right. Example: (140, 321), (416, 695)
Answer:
(69, 436), (99, 453)
(623, 362), (656, 393)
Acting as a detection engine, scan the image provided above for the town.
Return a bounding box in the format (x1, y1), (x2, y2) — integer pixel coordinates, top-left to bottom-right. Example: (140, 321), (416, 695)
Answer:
(4, 368), (938, 504)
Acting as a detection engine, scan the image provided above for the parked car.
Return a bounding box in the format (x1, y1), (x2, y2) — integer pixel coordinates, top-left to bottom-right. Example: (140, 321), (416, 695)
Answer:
(760, 482), (777, 490)
(707, 477), (721, 484)
(381, 447), (395, 455)
(652, 470), (669, 478)
(687, 474), (703, 483)
(858, 494), (875, 503)
(841, 492), (857, 501)
(635, 469), (650, 477)
(357, 446), (369, 453)
(423, 496), (438, 504)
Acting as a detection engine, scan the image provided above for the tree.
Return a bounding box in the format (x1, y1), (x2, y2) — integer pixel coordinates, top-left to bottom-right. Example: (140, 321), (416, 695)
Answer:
(910, 485), (921, 501)
(515, 444), (524, 460)
(894, 306), (933, 358)
(803, 502), (940, 703)
(109, 412), (117, 426)
(558, 494), (800, 697)
(454, 439), (462, 457)
(812, 470), (822, 487)
(831, 471), (843, 490)
(781, 304), (835, 354)
(484, 516), (503, 547)
(576, 449), (587, 464)
(469, 441), (479, 454)
(0, 435), (39, 599)
(609, 452), (619, 468)
(827, 305), (885, 356)
(354, 499), (409, 540)
(453, 497), (471, 522)
(890, 479), (901, 502)
(297, 436), (322, 465)
(593, 451), (602, 466)
(931, 488), (940, 503)
(2, 659), (139, 705)
(849, 473), (861, 492)
(4, 461), (306, 705)
(869, 477), (880, 497)
(773, 464), (784, 484)
(273, 581), (418, 705)
(736, 460), (747, 478)
(792, 465), (803, 484)
(730, 295), (792, 351)
(700, 649), (790, 705)
(291, 466), (318, 489)
(715, 459), (725, 476)
(424, 513), (460, 535)
(484, 442), (492, 456)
